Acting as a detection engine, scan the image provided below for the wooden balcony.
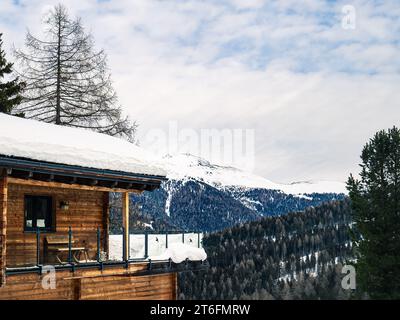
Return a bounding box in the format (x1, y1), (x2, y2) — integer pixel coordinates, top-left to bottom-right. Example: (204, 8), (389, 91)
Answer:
(2, 263), (177, 300)
(0, 167), (207, 300)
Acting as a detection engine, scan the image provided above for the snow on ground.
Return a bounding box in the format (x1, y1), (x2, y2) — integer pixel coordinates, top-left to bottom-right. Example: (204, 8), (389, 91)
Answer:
(164, 183), (174, 217)
(278, 251), (321, 282)
(160, 153), (347, 195)
(143, 222), (153, 230)
(109, 233), (204, 261)
(239, 197), (264, 211)
(0, 113), (165, 176)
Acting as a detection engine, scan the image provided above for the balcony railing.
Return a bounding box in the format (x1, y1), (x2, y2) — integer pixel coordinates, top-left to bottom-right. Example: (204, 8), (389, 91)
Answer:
(5, 227), (206, 275)
(109, 230), (204, 261)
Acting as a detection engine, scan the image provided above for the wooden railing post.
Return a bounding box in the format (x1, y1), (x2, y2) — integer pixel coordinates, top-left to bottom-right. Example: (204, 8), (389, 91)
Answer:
(144, 231), (149, 259)
(36, 228), (41, 266)
(68, 227), (72, 264)
(122, 192), (129, 261)
(96, 227), (101, 262)
(102, 192), (110, 260)
(0, 173), (8, 287)
(122, 226), (125, 260)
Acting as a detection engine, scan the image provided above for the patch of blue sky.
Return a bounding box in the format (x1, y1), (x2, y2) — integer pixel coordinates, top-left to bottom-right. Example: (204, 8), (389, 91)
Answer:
(216, 36), (256, 60)
(175, 21), (207, 48)
(314, 11), (340, 28)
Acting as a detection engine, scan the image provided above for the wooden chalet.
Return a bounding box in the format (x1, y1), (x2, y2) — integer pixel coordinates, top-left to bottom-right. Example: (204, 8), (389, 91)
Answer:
(0, 114), (205, 300)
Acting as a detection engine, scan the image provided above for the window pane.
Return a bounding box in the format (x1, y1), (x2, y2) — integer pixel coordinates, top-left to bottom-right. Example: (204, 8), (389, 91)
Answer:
(34, 198), (48, 228)
(37, 219), (46, 228)
(24, 196), (53, 231)
(25, 197), (34, 229)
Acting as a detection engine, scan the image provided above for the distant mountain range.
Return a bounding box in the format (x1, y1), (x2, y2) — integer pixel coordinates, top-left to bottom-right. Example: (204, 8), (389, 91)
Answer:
(112, 154), (347, 233)
(161, 153), (347, 195)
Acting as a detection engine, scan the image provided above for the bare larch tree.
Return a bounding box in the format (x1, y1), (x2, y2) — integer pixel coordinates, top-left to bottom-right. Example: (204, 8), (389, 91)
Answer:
(14, 4), (136, 141)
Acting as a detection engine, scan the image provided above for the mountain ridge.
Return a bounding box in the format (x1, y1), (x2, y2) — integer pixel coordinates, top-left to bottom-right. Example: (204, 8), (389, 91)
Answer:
(111, 153), (347, 233)
(158, 153), (347, 195)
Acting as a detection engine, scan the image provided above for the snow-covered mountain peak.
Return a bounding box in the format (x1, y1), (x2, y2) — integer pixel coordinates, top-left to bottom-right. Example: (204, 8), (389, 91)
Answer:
(163, 153), (236, 171)
(158, 153), (347, 195)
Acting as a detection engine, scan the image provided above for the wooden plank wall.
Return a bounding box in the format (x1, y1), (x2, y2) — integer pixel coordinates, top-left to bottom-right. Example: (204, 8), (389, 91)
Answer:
(0, 174), (7, 287)
(0, 180), (178, 300)
(80, 273), (177, 300)
(6, 183), (107, 267)
(0, 265), (177, 300)
(102, 192), (110, 259)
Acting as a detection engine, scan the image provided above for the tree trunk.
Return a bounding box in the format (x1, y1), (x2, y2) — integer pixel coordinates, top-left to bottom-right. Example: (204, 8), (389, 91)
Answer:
(55, 13), (61, 125)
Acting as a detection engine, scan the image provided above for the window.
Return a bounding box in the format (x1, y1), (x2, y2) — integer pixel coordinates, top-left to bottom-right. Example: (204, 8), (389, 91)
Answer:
(24, 195), (54, 232)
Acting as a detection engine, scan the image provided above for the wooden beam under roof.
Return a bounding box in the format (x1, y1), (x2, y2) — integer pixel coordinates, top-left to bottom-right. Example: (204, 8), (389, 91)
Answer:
(7, 177), (144, 194)
(111, 181), (118, 188)
(0, 156), (166, 187)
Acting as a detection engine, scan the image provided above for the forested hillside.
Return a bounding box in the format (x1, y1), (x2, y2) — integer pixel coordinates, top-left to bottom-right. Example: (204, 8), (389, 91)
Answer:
(178, 199), (357, 300)
(109, 179), (345, 233)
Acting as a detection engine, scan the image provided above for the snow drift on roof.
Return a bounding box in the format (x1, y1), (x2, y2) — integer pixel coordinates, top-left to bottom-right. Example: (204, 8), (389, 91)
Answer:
(0, 113), (166, 177)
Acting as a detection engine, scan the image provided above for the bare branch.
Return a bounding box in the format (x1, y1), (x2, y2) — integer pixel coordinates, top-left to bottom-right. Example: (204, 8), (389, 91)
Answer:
(13, 4), (136, 142)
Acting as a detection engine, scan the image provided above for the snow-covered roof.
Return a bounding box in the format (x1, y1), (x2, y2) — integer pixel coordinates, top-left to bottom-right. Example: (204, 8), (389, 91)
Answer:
(0, 113), (166, 178)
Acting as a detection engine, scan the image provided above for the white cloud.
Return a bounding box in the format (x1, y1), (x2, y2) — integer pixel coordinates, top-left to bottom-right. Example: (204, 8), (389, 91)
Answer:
(1, 0), (399, 183)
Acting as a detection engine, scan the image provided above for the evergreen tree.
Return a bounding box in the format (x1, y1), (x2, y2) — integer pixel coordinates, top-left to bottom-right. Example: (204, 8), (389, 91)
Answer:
(178, 199), (355, 300)
(347, 127), (400, 299)
(0, 33), (24, 114)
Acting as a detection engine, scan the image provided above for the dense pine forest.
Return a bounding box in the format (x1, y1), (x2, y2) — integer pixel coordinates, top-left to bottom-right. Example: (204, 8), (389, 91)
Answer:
(109, 180), (345, 233)
(178, 199), (358, 300)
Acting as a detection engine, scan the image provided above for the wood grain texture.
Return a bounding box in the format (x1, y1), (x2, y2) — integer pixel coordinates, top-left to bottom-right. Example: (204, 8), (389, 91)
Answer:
(103, 192), (110, 259)
(5, 183), (105, 267)
(8, 177), (144, 194)
(0, 265), (177, 300)
(0, 180), (177, 300)
(0, 174), (7, 287)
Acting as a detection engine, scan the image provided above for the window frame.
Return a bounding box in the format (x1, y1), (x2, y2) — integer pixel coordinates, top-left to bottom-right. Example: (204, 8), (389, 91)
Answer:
(24, 195), (55, 233)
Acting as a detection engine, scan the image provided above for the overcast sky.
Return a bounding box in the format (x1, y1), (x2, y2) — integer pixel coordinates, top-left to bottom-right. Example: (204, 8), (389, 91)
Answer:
(1, 0), (399, 183)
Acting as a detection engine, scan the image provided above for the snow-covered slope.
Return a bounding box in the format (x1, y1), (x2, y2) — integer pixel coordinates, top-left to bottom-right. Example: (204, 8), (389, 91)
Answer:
(159, 153), (347, 195)
(119, 154), (347, 232)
